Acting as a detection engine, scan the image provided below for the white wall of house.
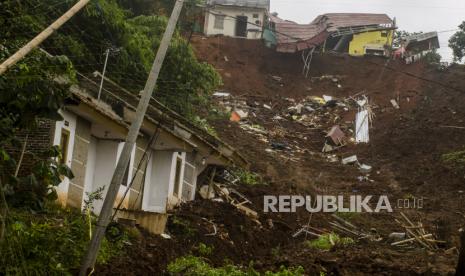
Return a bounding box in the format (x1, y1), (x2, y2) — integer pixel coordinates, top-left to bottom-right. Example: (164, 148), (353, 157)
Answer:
(142, 151), (187, 213)
(85, 140), (135, 214)
(204, 5), (266, 39)
(82, 136), (97, 209)
(53, 110), (77, 205)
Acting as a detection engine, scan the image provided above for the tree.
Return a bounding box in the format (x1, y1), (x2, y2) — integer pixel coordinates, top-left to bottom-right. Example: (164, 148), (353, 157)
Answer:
(449, 22), (465, 62)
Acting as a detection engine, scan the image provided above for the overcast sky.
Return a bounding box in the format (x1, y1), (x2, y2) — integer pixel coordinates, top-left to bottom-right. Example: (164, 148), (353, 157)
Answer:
(271, 0), (465, 62)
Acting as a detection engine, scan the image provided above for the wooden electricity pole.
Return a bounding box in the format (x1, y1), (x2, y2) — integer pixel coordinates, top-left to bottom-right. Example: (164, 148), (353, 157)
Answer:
(78, 0), (185, 274)
(0, 0), (91, 76)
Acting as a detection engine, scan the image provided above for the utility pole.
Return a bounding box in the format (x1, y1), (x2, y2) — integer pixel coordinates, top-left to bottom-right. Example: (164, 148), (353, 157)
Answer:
(0, 0), (91, 76)
(97, 48), (110, 100)
(78, 0), (185, 274)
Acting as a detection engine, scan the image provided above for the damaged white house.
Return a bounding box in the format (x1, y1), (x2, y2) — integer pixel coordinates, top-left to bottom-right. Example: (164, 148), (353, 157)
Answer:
(25, 72), (247, 234)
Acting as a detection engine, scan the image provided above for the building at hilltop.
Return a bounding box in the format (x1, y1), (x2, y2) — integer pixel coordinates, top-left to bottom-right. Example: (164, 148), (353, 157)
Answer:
(266, 13), (396, 57)
(204, 0), (270, 39)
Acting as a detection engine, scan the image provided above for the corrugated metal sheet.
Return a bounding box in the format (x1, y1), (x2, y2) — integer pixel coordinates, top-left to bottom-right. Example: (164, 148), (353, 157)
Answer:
(207, 0), (270, 9)
(355, 109), (370, 143)
(312, 13), (394, 32)
(271, 13), (393, 53)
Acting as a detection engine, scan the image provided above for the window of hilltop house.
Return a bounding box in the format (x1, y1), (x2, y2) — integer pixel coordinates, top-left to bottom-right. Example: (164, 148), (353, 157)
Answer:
(173, 155), (183, 197)
(214, 14), (225, 29)
(253, 13), (259, 18)
(381, 31), (388, 37)
(59, 128), (70, 165)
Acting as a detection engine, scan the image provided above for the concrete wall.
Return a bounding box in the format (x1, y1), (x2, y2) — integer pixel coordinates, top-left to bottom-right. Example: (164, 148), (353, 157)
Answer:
(349, 30), (394, 56)
(143, 151), (176, 213)
(53, 110), (77, 205)
(67, 117), (91, 209)
(204, 5), (266, 39)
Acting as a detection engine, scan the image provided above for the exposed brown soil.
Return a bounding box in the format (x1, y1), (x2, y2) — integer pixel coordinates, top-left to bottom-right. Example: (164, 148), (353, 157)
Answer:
(96, 36), (465, 275)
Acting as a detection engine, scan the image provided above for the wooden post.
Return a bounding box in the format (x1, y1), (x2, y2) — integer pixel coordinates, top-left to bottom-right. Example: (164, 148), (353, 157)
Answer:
(0, 0), (91, 75)
(78, 1), (185, 274)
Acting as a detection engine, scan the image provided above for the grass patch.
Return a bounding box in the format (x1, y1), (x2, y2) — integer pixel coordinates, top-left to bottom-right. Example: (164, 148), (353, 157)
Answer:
(196, 242), (214, 256)
(305, 233), (354, 250)
(235, 169), (263, 186)
(442, 150), (465, 171)
(0, 204), (128, 275)
(168, 255), (305, 275)
(169, 216), (197, 237)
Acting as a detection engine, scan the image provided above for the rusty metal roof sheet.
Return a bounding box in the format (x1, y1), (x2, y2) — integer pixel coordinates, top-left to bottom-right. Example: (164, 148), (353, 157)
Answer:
(207, 0), (270, 9)
(312, 13), (394, 32)
(271, 13), (393, 53)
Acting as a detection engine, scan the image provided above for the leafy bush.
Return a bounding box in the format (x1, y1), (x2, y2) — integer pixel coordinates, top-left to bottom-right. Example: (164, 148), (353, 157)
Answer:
(197, 242), (214, 256)
(305, 233), (354, 250)
(167, 255), (305, 276)
(0, 205), (127, 275)
(442, 150), (465, 171)
(235, 169), (262, 186)
(449, 22), (465, 62)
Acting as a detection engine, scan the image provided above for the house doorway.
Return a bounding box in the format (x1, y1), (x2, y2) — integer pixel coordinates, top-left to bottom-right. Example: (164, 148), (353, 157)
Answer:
(235, 16), (248, 37)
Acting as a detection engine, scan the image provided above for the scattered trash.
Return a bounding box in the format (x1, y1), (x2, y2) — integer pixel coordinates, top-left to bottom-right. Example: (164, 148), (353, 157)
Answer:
(213, 92), (231, 98)
(326, 154), (339, 163)
(224, 55), (229, 62)
(391, 99), (400, 109)
(271, 142), (289, 151)
(342, 155), (358, 165)
(392, 212), (443, 250)
(359, 164), (372, 174)
(389, 232), (407, 241)
(355, 109), (370, 143)
(161, 233), (172, 239)
(263, 104), (272, 110)
(271, 75), (282, 82)
(199, 185), (215, 199)
(230, 110), (248, 122)
(323, 95), (333, 102)
(326, 125), (346, 146)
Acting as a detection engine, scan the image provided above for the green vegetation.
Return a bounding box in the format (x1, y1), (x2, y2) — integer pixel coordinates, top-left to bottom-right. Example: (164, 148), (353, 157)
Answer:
(0, 0), (222, 209)
(169, 216), (197, 237)
(196, 242), (214, 256)
(235, 169), (263, 186)
(1, 0), (221, 117)
(0, 204), (128, 275)
(167, 255), (305, 276)
(305, 233), (354, 251)
(449, 22), (465, 62)
(442, 149), (465, 171)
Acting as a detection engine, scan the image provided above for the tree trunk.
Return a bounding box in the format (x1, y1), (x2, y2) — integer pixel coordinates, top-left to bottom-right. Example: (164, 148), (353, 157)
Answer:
(456, 230), (465, 276)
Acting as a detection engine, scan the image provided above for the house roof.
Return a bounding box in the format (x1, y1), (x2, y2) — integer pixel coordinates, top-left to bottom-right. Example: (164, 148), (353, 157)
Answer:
(270, 13), (394, 53)
(69, 72), (248, 168)
(273, 21), (329, 53)
(311, 13), (394, 32)
(207, 0), (270, 9)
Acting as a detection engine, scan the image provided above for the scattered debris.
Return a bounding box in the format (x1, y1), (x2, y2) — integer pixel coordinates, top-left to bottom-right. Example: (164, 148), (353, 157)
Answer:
(213, 92), (231, 98)
(326, 125), (346, 146)
(342, 155), (358, 165)
(391, 99), (400, 109)
(359, 164), (373, 174)
(230, 110), (248, 122)
(199, 185), (216, 199)
(392, 212), (444, 250)
(161, 233), (172, 239)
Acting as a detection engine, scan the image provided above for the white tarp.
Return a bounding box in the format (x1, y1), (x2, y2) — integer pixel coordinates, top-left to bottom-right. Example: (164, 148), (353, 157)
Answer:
(355, 109), (370, 143)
